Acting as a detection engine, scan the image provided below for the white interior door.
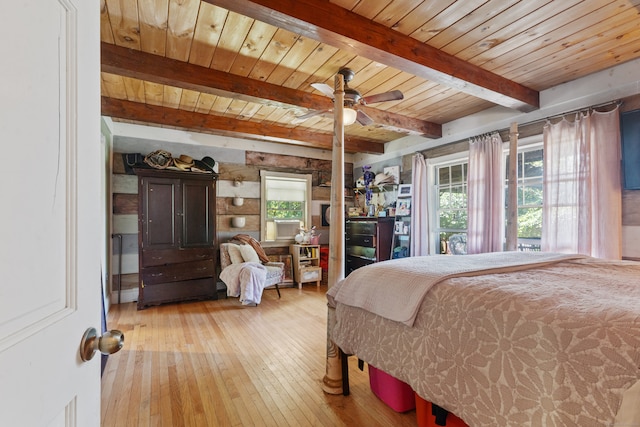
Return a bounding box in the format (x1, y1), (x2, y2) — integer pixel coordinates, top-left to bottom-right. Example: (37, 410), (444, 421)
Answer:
(0, 1), (103, 425)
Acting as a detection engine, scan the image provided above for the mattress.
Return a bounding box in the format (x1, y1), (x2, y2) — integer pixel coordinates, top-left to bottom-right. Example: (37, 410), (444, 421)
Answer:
(329, 255), (640, 426)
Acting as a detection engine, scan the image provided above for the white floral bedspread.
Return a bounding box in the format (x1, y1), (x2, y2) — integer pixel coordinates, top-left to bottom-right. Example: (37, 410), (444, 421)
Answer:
(328, 251), (582, 326)
(330, 256), (640, 426)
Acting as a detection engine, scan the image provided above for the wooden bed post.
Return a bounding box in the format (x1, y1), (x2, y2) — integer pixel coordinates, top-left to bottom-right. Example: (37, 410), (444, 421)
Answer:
(506, 122), (519, 251)
(322, 73), (346, 395)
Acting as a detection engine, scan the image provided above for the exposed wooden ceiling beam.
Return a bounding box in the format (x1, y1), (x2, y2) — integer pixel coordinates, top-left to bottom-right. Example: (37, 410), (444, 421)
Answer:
(357, 106), (439, 136)
(101, 43), (440, 138)
(101, 97), (385, 154)
(206, 0), (540, 112)
(101, 43), (329, 111)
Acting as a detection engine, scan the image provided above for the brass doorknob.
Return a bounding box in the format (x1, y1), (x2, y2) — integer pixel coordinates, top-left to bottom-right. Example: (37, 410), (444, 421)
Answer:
(80, 327), (124, 362)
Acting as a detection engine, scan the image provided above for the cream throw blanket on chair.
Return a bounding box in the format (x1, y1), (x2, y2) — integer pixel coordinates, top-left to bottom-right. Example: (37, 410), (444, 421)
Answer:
(220, 262), (267, 306)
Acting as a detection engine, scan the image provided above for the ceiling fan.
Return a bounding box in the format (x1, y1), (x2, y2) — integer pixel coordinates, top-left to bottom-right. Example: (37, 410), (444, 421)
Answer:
(293, 68), (404, 126)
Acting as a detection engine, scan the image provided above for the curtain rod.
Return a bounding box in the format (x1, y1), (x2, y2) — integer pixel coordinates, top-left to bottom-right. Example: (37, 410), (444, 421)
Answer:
(419, 99), (624, 156)
(499, 99), (623, 134)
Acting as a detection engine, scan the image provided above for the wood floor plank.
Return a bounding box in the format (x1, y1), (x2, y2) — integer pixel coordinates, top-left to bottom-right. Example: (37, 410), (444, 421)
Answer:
(101, 288), (417, 426)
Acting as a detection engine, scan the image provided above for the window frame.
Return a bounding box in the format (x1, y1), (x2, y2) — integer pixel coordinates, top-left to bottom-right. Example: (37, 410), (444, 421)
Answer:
(503, 138), (544, 251)
(426, 136), (544, 254)
(427, 153), (469, 254)
(260, 170), (312, 244)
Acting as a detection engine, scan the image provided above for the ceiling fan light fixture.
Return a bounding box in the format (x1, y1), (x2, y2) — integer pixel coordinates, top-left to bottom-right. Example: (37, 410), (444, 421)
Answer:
(343, 107), (357, 125)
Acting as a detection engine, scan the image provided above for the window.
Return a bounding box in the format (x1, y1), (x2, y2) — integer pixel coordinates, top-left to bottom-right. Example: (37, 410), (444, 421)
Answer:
(260, 171), (312, 242)
(428, 141), (543, 254)
(505, 144), (543, 251)
(434, 160), (468, 254)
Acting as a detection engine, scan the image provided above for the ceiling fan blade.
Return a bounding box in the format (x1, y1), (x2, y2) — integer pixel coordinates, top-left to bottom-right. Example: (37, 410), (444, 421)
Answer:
(291, 109), (330, 124)
(311, 82), (335, 98)
(356, 110), (375, 126)
(361, 89), (404, 105)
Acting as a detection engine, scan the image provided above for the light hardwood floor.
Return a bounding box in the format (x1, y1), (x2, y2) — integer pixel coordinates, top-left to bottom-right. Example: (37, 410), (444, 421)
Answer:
(101, 286), (418, 426)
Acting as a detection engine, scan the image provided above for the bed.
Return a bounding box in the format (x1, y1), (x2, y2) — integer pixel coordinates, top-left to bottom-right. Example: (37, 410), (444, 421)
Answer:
(327, 252), (640, 426)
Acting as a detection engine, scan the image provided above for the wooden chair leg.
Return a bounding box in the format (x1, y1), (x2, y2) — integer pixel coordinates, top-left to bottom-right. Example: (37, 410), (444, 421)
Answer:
(275, 283), (281, 298)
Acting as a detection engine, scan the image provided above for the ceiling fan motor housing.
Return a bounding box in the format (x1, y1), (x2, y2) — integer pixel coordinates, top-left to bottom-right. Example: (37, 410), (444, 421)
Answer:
(344, 87), (361, 105)
(338, 67), (355, 83)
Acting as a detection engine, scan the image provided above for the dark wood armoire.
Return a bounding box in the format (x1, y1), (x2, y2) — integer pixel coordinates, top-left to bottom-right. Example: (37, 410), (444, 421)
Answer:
(134, 168), (218, 309)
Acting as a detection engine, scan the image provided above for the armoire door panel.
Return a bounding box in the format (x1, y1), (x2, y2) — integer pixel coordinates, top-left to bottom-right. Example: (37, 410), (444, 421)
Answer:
(182, 181), (214, 247)
(142, 178), (179, 250)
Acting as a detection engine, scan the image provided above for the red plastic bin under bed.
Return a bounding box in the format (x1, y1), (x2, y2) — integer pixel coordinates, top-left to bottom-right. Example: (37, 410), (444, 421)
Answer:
(415, 393), (469, 427)
(367, 364), (468, 426)
(368, 365), (416, 412)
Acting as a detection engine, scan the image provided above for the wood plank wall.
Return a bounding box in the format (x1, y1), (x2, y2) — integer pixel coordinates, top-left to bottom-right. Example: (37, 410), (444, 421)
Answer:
(111, 150), (354, 302)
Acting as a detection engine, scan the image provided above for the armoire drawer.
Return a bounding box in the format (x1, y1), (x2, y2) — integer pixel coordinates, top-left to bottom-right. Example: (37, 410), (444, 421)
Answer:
(346, 220), (377, 235)
(142, 247), (214, 267)
(141, 259), (214, 285)
(346, 255), (374, 273)
(138, 277), (216, 309)
(347, 234), (377, 247)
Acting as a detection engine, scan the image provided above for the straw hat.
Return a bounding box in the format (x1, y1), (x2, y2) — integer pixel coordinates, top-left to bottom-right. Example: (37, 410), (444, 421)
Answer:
(173, 154), (194, 171)
(374, 173), (395, 185)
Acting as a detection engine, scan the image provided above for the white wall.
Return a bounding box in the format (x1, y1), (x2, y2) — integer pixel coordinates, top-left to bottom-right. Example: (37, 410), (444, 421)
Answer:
(100, 119), (113, 313)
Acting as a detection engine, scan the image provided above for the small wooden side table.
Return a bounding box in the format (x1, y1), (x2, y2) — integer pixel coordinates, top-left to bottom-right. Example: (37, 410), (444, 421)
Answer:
(290, 244), (322, 289)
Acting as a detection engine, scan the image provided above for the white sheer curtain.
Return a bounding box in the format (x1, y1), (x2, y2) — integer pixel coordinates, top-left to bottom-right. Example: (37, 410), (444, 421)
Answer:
(542, 107), (622, 259)
(410, 153), (429, 256)
(467, 133), (504, 254)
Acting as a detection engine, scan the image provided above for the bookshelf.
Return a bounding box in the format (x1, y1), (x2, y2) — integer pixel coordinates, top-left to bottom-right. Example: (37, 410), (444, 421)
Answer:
(392, 184), (412, 259)
(289, 244), (322, 289)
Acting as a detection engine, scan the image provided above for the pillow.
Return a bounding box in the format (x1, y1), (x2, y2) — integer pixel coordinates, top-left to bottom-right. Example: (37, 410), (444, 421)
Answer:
(227, 244), (245, 264)
(239, 244), (261, 263)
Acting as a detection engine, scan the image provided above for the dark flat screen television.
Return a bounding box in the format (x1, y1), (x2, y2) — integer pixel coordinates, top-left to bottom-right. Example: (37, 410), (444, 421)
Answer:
(621, 109), (640, 190)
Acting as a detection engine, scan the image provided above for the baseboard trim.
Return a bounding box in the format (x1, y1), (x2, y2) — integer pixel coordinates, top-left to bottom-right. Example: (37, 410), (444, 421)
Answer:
(108, 283), (295, 305)
(109, 288), (138, 305)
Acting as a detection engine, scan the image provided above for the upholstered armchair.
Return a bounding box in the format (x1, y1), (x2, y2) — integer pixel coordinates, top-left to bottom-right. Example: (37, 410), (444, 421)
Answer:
(219, 243), (284, 298)
(447, 234), (467, 255)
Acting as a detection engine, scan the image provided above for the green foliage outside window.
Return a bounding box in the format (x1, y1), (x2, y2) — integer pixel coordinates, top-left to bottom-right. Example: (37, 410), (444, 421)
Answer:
(266, 200), (304, 219)
(507, 150), (543, 239)
(517, 185), (542, 238)
(438, 189), (468, 230)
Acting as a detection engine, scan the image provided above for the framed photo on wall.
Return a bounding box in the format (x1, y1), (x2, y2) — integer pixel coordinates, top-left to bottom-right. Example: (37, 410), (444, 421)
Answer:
(396, 199), (411, 216)
(318, 171), (332, 187)
(397, 184), (412, 198)
(268, 254), (294, 284)
(321, 204), (331, 226)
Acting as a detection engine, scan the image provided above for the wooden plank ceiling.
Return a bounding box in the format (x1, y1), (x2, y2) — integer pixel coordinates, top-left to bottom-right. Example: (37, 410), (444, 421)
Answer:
(100, 0), (640, 154)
